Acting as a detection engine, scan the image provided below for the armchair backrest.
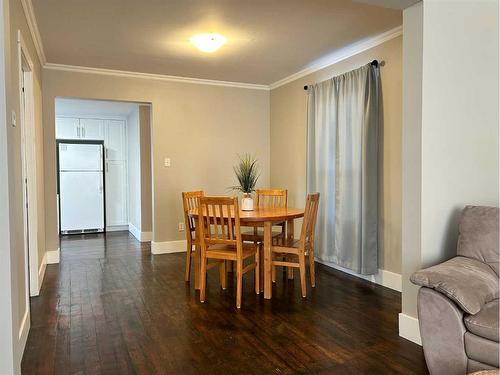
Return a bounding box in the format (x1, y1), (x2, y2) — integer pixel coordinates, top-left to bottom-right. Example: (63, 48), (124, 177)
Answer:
(457, 205), (499, 275)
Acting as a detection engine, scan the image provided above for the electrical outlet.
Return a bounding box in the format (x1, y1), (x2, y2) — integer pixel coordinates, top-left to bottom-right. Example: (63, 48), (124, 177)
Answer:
(164, 157), (171, 167)
(178, 222), (185, 231)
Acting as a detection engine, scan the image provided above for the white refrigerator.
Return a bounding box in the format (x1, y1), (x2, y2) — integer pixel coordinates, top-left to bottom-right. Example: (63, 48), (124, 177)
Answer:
(58, 142), (105, 234)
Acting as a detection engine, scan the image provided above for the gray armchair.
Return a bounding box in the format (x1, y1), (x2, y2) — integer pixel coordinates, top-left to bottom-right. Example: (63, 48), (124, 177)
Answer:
(411, 206), (499, 375)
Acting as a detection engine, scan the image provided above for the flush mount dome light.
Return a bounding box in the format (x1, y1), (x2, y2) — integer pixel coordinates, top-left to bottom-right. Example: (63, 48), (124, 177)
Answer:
(191, 33), (226, 53)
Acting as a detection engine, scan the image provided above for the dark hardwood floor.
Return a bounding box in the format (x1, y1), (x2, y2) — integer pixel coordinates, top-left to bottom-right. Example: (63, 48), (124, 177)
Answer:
(22, 231), (428, 374)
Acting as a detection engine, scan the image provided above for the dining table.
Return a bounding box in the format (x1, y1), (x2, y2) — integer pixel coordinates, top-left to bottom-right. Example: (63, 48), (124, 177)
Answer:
(188, 206), (305, 299)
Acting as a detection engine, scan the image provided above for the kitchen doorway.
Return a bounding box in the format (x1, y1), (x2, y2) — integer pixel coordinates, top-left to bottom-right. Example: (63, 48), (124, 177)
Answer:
(54, 98), (153, 243)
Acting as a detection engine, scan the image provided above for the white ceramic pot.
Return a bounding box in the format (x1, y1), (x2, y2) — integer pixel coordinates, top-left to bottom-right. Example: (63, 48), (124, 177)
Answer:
(241, 194), (254, 211)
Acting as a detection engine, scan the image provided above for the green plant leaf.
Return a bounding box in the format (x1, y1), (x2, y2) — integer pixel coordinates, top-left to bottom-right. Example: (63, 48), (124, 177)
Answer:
(229, 153), (260, 194)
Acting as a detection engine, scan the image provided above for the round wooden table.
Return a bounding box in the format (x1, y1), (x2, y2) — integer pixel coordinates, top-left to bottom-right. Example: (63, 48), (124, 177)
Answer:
(189, 207), (304, 299)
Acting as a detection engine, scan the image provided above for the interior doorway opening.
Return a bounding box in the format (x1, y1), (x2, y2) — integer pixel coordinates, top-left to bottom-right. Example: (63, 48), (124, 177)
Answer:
(54, 98), (153, 245)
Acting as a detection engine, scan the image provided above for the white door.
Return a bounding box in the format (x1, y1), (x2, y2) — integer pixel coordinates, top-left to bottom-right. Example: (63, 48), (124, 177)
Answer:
(105, 160), (127, 226)
(80, 118), (104, 140)
(105, 120), (126, 160)
(56, 117), (79, 139)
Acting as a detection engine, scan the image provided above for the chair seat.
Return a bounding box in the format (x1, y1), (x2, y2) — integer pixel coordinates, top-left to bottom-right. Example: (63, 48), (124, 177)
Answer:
(464, 332), (499, 368)
(206, 243), (258, 260)
(272, 239), (311, 255)
(465, 299), (499, 342)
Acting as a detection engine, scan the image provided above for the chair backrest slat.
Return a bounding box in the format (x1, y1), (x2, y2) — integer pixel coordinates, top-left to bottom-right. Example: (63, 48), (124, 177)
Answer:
(255, 189), (288, 209)
(299, 193), (320, 251)
(182, 190), (204, 240)
(198, 196), (242, 256)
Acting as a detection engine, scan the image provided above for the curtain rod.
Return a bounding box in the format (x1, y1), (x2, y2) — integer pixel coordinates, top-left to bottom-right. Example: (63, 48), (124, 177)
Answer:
(303, 59), (382, 91)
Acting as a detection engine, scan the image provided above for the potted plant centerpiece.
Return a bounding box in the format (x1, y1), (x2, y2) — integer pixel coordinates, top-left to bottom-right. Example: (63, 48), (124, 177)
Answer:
(230, 154), (259, 211)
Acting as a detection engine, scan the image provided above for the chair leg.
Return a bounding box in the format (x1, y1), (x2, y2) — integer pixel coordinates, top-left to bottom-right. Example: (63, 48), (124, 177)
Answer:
(236, 259), (243, 309)
(255, 251), (260, 294)
(200, 255), (207, 303)
(185, 239), (192, 282)
(219, 261), (227, 290)
(287, 256), (294, 279)
(299, 254), (307, 298)
(271, 252), (276, 283)
(309, 253), (316, 288)
(259, 245), (264, 292)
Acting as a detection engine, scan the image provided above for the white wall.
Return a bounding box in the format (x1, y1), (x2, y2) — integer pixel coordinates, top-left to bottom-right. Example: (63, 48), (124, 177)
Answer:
(127, 107), (141, 231)
(400, 0), (499, 343)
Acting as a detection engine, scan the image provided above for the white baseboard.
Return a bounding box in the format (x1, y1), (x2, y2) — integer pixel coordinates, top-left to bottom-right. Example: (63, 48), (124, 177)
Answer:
(151, 240), (187, 255)
(399, 313), (422, 345)
(106, 225), (129, 232)
(315, 258), (402, 292)
(46, 248), (60, 264)
(18, 309), (30, 357)
(128, 223), (152, 242)
(31, 251), (47, 297)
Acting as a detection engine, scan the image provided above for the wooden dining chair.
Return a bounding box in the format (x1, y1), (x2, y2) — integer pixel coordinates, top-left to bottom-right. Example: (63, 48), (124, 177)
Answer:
(242, 189), (288, 283)
(182, 190), (204, 282)
(242, 188), (288, 243)
(270, 193), (320, 298)
(198, 196), (259, 308)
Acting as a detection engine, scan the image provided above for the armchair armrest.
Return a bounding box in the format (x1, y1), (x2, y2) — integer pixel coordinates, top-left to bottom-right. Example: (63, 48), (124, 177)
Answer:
(411, 256), (499, 314)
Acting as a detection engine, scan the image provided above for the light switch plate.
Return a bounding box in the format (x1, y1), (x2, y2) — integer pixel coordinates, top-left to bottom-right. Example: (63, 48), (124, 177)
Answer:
(178, 222), (185, 231)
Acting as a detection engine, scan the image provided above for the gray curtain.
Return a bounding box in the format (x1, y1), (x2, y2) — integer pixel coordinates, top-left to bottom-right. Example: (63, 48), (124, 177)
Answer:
(306, 63), (380, 275)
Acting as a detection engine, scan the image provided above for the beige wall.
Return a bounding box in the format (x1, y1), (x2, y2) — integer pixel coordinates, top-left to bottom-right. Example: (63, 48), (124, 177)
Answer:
(270, 36), (403, 274)
(139, 105), (152, 232)
(43, 70), (270, 249)
(401, 2), (423, 319)
(5, 0), (45, 367)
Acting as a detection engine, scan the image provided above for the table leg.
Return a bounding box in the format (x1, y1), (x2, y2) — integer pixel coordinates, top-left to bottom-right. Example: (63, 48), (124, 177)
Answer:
(287, 219), (294, 279)
(264, 221), (272, 299)
(194, 218), (201, 290)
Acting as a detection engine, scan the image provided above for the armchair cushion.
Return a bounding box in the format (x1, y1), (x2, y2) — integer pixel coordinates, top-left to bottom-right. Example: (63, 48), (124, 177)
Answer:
(411, 256), (499, 315)
(464, 299), (499, 342)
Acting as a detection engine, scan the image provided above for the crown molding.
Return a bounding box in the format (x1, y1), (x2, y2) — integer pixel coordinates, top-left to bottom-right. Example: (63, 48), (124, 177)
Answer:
(20, 0), (46, 65)
(269, 25), (403, 90)
(43, 63), (270, 90)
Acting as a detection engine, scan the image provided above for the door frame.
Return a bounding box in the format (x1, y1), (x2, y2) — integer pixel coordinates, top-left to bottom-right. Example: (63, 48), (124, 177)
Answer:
(56, 139), (107, 235)
(17, 31), (40, 301)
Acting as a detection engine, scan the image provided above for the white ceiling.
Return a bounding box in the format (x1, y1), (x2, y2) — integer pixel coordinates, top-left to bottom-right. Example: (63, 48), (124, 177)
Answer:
(55, 98), (140, 117)
(32, 0), (402, 85)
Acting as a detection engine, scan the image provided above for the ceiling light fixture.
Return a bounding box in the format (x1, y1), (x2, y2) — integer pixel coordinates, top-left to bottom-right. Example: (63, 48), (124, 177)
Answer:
(191, 33), (226, 53)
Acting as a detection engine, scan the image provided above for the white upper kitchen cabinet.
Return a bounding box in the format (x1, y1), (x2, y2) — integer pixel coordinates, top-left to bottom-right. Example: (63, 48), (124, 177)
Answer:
(80, 118), (104, 140)
(56, 117), (79, 139)
(105, 120), (126, 161)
